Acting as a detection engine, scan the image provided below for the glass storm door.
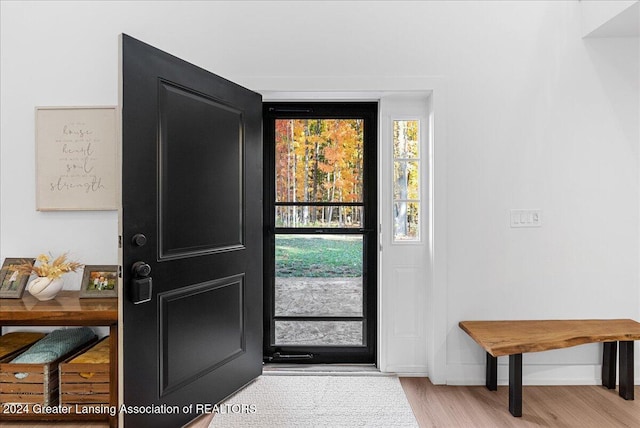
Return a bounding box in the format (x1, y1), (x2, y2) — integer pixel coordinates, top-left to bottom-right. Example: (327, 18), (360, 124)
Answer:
(263, 103), (377, 363)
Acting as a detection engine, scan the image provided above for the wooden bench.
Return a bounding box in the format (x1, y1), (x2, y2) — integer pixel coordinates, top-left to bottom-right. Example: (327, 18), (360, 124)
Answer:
(459, 319), (640, 417)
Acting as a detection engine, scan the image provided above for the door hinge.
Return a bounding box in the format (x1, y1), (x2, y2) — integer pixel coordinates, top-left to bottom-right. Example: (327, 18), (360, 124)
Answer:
(118, 266), (123, 278)
(118, 235), (122, 248)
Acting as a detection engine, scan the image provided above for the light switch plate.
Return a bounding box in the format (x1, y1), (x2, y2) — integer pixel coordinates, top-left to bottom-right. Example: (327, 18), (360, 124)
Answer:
(510, 209), (542, 228)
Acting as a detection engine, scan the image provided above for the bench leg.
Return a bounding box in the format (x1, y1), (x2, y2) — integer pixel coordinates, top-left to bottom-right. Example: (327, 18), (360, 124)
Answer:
(619, 341), (634, 400)
(602, 341), (617, 389)
(509, 353), (523, 417)
(486, 352), (497, 391)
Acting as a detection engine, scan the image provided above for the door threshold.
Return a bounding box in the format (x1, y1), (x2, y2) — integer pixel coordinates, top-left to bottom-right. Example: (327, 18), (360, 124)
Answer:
(263, 363), (386, 376)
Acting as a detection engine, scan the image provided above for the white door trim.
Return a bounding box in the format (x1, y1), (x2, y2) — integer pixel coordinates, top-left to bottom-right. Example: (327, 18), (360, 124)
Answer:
(246, 76), (448, 384)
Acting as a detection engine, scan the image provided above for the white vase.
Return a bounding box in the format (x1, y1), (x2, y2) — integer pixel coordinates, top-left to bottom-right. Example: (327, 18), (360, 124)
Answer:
(27, 277), (64, 301)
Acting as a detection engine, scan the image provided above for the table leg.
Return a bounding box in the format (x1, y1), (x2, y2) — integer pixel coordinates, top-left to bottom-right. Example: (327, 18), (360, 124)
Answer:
(619, 341), (634, 400)
(602, 341), (617, 389)
(486, 352), (497, 391)
(509, 354), (522, 417)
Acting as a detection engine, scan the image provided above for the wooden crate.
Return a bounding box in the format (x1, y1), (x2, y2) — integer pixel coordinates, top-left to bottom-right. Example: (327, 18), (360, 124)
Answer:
(0, 336), (98, 406)
(59, 337), (110, 405)
(0, 332), (48, 404)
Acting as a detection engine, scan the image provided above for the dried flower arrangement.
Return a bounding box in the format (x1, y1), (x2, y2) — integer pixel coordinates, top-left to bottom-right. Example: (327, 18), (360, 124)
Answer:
(14, 253), (83, 279)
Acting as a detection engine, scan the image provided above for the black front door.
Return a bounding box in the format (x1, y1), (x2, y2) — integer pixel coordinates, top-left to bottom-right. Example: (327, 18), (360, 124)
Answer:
(121, 35), (262, 427)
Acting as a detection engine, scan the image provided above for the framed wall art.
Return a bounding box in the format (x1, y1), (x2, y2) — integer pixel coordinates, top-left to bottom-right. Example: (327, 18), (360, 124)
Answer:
(79, 265), (118, 298)
(36, 106), (117, 211)
(0, 258), (34, 299)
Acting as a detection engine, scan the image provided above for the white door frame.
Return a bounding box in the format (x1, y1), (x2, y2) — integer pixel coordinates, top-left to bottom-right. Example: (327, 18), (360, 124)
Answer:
(247, 76), (448, 383)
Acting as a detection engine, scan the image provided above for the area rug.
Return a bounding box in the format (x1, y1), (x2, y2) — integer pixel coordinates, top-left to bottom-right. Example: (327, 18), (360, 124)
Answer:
(209, 375), (418, 427)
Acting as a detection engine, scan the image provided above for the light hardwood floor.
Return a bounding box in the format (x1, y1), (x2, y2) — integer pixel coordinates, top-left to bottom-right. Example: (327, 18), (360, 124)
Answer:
(4, 379), (639, 427)
(400, 377), (640, 427)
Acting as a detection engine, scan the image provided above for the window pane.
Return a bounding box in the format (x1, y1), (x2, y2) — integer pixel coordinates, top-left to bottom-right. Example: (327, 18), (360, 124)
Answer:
(275, 119), (364, 203)
(276, 277), (363, 317)
(394, 202), (420, 241)
(274, 321), (363, 346)
(275, 234), (363, 317)
(393, 120), (419, 159)
(275, 234), (363, 277)
(393, 161), (419, 200)
(275, 205), (363, 228)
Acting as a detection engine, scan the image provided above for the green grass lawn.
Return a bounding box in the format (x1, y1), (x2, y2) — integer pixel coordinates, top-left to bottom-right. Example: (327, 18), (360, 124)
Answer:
(275, 235), (362, 277)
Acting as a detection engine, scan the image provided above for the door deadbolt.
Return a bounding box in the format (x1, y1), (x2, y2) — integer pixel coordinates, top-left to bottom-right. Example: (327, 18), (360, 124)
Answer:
(132, 233), (147, 247)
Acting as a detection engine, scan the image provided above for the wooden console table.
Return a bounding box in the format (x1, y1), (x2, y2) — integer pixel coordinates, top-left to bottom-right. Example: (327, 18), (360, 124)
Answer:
(459, 319), (640, 417)
(0, 291), (118, 427)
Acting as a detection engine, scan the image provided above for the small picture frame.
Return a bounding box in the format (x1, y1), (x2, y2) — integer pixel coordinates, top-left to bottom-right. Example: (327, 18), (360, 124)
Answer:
(0, 258), (34, 299)
(79, 265), (118, 298)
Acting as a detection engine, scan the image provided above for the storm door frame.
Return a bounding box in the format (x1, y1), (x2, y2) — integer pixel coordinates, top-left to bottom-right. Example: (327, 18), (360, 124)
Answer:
(263, 102), (378, 364)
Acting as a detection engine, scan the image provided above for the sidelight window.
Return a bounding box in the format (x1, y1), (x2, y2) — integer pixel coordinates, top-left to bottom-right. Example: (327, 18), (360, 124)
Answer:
(393, 120), (421, 241)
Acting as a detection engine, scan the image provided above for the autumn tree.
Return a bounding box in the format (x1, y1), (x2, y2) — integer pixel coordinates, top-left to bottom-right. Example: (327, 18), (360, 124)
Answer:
(393, 120), (419, 239)
(275, 118), (364, 227)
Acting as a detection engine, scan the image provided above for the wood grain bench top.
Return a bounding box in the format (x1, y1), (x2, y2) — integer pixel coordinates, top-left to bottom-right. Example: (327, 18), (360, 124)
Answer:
(459, 319), (640, 357)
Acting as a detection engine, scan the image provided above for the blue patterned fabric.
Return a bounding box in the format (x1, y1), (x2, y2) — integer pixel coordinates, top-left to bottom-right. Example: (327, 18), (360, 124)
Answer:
(10, 327), (96, 379)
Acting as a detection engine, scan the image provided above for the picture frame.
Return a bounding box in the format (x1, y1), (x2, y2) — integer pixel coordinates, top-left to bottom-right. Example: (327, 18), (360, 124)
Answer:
(79, 265), (118, 298)
(0, 258), (34, 299)
(36, 106), (118, 211)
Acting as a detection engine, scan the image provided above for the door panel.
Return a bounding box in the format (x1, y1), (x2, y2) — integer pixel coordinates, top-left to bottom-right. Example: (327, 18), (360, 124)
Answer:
(121, 34), (262, 428)
(159, 275), (245, 396)
(158, 80), (244, 258)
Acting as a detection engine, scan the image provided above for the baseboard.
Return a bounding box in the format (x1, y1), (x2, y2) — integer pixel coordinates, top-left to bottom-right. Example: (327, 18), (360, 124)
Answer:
(447, 363), (640, 385)
(392, 372), (431, 377)
(381, 365), (429, 376)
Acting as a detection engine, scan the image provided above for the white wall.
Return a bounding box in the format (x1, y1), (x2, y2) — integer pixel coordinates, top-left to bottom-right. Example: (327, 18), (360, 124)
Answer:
(1, 1), (638, 384)
(582, 0), (638, 37)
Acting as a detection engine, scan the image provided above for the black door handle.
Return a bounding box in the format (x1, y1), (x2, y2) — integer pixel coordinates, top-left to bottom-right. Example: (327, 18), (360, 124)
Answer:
(130, 261), (152, 304)
(132, 261), (151, 277)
